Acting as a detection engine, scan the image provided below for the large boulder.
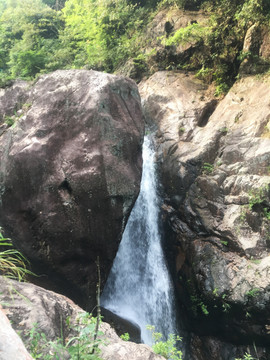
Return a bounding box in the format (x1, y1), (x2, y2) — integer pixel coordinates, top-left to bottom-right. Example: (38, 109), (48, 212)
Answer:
(0, 70), (144, 309)
(139, 71), (270, 358)
(0, 276), (164, 360)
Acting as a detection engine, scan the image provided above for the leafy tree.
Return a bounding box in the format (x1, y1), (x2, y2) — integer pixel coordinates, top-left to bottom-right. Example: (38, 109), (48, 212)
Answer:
(0, 0), (64, 79)
(0, 0), (269, 88)
(42, 0), (67, 10)
(62, 0), (149, 72)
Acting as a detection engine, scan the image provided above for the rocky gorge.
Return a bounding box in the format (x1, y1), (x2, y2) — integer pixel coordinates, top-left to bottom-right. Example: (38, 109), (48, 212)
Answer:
(0, 10), (270, 360)
(140, 69), (270, 358)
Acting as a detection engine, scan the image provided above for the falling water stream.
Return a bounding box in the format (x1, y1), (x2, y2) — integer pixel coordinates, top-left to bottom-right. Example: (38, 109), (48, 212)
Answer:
(101, 135), (178, 344)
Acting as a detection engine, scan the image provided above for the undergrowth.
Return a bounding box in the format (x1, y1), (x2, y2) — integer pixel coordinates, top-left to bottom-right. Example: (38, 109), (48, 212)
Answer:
(147, 325), (183, 360)
(27, 312), (103, 360)
(0, 227), (34, 281)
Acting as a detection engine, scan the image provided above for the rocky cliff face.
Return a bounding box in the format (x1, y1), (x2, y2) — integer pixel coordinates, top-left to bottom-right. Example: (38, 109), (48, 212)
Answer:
(0, 70), (144, 310)
(140, 71), (270, 359)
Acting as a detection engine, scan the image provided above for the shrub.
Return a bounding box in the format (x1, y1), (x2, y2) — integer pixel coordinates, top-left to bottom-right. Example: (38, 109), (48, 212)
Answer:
(120, 332), (130, 341)
(202, 162), (214, 174)
(0, 227), (34, 281)
(27, 312), (104, 360)
(166, 23), (207, 46)
(146, 325), (183, 360)
(235, 353), (256, 360)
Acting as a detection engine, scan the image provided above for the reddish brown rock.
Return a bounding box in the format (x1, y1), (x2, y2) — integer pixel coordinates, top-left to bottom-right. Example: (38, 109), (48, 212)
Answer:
(0, 70), (144, 310)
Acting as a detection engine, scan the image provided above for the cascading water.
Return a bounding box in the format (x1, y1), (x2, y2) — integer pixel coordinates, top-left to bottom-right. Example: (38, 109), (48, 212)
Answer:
(101, 135), (178, 345)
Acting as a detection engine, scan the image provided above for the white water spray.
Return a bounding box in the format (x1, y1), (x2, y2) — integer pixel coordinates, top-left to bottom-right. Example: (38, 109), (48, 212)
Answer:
(101, 135), (177, 344)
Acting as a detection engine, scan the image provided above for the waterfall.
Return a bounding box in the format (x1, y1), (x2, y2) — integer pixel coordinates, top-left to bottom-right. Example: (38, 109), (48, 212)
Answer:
(101, 135), (177, 345)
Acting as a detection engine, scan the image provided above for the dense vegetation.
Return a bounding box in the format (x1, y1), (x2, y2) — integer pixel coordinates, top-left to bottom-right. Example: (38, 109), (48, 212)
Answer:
(0, 0), (270, 91)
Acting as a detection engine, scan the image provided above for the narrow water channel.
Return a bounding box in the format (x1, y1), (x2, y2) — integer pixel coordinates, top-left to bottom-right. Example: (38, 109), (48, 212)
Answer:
(101, 135), (178, 344)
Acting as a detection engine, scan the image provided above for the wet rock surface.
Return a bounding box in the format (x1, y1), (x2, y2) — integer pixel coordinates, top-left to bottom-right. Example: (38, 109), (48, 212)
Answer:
(0, 70), (144, 310)
(140, 71), (270, 359)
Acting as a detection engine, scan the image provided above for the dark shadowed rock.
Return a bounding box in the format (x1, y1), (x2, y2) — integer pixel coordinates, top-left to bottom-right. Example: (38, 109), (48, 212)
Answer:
(101, 307), (141, 344)
(0, 70), (144, 310)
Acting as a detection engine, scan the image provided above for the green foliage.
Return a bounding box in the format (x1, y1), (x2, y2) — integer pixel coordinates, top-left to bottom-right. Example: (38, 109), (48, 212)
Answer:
(219, 127), (228, 134)
(195, 66), (212, 83)
(250, 258), (261, 265)
(28, 323), (68, 359)
(219, 239), (228, 246)
(237, 50), (253, 62)
(158, 0), (205, 10)
(235, 0), (267, 29)
(4, 115), (15, 126)
(237, 185), (270, 230)
(190, 294), (209, 316)
(42, 0), (67, 10)
(222, 302), (231, 313)
(120, 332), (130, 341)
(166, 23), (208, 46)
(245, 288), (260, 298)
(212, 287), (219, 297)
(235, 353), (256, 360)
(0, 227), (34, 281)
(146, 325), (183, 360)
(9, 48), (46, 78)
(61, 0), (150, 72)
(166, 0), (269, 94)
(178, 126), (185, 135)
(220, 293), (231, 312)
(263, 207), (270, 220)
(133, 53), (148, 72)
(66, 312), (103, 359)
(157, 0), (183, 9)
(248, 185), (269, 210)
(200, 302), (209, 315)
(0, 0), (64, 80)
(0, 0), (269, 88)
(27, 313), (103, 360)
(202, 162), (214, 174)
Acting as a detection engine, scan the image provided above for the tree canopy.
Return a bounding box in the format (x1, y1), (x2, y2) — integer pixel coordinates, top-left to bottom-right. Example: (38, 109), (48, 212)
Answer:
(0, 0), (269, 90)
